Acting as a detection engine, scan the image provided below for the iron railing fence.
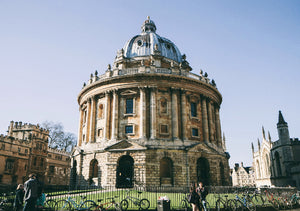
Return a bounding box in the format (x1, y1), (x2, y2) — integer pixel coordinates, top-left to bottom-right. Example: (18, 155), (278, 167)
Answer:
(1, 185), (298, 210)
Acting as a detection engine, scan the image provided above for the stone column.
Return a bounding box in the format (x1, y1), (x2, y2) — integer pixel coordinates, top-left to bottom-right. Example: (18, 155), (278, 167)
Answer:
(201, 96), (209, 142)
(139, 87), (147, 140)
(104, 91), (111, 140)
(89, 96), (97, 143)
(181, 89), (187, 141)
(207, 99), (214, 143)
(171, 88), (179, 140)
(86, 98), (92, 143)
(215, 106), (222, 146)
(111, 90), (119, 140)
(150, 87), (157, 139)
(78, 106), (84, 146)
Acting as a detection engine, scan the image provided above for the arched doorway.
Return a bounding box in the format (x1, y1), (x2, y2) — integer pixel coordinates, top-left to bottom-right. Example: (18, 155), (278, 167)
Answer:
(219, 162), (226, 186)
(116, 155), (134, 188)
(160, 157), (173, 186)
(89, 159), (98, 185)
(70, 159), (77, 190)
(197, 157), (210, 185)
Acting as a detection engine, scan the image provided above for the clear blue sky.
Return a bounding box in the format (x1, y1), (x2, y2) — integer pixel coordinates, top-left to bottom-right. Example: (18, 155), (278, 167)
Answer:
(0, 0), (299, 167)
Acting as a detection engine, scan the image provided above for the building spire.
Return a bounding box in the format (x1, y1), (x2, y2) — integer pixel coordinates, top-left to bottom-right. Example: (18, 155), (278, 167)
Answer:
(278, 110), (287, 125)
(257, 138), (261, 150)
(268, 131), (272, 143)
(251, 142), (254, 154)
(262, 126), (266, 140)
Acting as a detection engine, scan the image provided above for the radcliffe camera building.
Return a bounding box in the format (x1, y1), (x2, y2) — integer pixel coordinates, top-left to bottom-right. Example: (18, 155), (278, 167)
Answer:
(72, 17), (230, 188)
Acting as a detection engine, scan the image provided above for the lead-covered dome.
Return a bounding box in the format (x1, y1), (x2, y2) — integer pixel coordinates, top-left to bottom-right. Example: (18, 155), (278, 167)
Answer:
(122, 17), (182, 63)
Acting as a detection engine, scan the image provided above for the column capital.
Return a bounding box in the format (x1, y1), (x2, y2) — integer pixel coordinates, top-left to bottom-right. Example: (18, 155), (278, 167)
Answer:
(138, 86), (147, 90)
(180, 88), (187, 94)
(171, 87), (180, 91)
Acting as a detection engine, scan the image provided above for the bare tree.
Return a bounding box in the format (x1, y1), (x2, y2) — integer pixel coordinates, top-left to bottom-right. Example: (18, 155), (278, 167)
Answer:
(41, 121), (77, 152)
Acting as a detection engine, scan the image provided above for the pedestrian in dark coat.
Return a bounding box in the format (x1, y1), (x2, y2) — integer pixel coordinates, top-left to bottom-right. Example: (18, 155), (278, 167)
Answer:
(23, 173), (38, 211)
(14, 184), (24, 211)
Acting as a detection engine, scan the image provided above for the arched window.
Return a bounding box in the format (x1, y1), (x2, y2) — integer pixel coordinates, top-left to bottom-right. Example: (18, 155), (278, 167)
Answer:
(219, 162), (226, 185)
(116, 155), (134, 188)
(98, 104), (104, 119)
(89, 159), (98, 179)
(264, 154), (270, 176)
(197, 157), (210, 186)
(256, 160), (261, 179)
(160, 98), (168, 114)
(275, 151), (282, 176)
(160, 157), (173, 186)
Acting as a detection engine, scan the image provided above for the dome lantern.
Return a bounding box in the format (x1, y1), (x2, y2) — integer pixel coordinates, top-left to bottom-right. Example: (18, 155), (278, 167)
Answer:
(141, 16), (156, 34)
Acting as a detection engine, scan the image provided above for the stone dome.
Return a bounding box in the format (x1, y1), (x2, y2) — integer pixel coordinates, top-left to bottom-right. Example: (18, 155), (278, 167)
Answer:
(122, 17), (182, 63)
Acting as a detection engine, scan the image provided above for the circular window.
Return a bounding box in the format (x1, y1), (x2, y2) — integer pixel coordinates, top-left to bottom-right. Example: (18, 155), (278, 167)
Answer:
(166, 44), (171, 49)
(137, 40), (143, 46)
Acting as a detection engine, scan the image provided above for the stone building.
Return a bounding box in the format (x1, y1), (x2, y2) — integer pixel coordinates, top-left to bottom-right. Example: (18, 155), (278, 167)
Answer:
(252, 127), (272, 187)
(72, 17), (230, 188)
(252, 111), (300, 189)
(0, 121), (70, 188)
(231, 162), (255, 187)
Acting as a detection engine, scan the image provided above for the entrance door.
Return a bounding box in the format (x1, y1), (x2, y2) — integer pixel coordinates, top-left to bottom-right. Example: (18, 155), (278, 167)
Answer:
(197, 157), (210, 185)
(116, 155), (134, 188)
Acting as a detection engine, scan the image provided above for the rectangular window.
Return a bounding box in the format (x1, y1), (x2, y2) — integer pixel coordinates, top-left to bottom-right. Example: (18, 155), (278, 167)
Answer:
(97, 128), (103, 138)
(191, 102), (197, 117)
(126, 98), (133, 114)
(160, 125), (168, 134)
(192, 128), (199, 137)
(125, 125), (133, 134)
(49, 166), (55, 174)
(5, 159), (14, 170)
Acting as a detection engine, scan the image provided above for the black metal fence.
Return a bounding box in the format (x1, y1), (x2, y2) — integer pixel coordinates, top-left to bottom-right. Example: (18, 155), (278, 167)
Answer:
(1, 185), (298, 210)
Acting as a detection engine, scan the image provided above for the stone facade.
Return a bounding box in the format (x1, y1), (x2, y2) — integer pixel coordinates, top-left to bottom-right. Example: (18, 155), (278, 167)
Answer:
(0, 121), (71, 187)
(231, 162), (255, 187)
(252, 111), (300, 189)
(72, 17), (230, 188)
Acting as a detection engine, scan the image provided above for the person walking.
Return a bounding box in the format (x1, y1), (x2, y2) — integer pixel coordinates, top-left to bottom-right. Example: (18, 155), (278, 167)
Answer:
(196, 182), (208, 211)
(188, 182), (200, 211)
(23, 173), (38, 211)
(13, 184), (24, 211)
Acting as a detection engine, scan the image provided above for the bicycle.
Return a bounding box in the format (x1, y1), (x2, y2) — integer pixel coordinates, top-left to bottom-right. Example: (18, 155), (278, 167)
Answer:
(55, 194), (96, 211)
(120, 189), (150, 210)
(180, 193), (210, 211)
(0, 193), (14, 211)
(247, 191), (265, 207)
(264, 190), (281, 210)
(231, 192), (256, 211)
(288, 193), (300, 208)
(87, 196), (121, 211)
(44, 194), (57, 210)
(214, 193), (235, 211)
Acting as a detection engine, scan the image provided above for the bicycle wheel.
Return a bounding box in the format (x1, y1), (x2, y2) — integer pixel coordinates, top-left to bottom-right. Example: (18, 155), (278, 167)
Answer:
(215, 199), (224, 211)
(120, 199), (129, 211)
(204, 201), (210, 211)
(181, 199), (189, 210)
(114, 202), (122, 211)
(271, 199), (280, 210)
(45, 199), (57, 209)
(246, 199), (256, 211)
(55, 199), (72, 211)
(234, 200), (245, 211)
(139, 198), (150, 210)
(80, 200), (97, 210)
(253, 194), (264, 207)
(227, 199), (237, 211)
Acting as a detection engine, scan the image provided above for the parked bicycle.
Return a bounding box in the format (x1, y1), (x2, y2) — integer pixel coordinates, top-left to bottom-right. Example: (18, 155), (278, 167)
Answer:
(214, 194), (235, 211)
(180, 193), (210, 211)
(288, 192), (300, 208)
(231, 191), (256, 211)
(120, 189), (150, 210)
(0, 193), (14, 211)
(86, 196), (121, 211)
(264, 190), (281, 210)
(55, 194), (96, 211)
